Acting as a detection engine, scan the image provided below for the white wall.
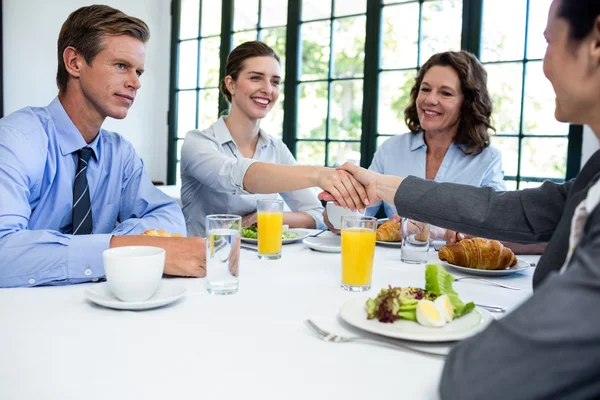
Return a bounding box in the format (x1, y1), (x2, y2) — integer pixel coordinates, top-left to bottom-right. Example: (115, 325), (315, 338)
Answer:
(2, 0), (171, 182)
(582, 125), (599, 167)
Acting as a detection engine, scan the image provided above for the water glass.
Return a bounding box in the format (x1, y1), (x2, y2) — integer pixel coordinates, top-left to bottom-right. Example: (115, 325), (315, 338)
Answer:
(257, 199), (283, 260)
(341, 216), (377, 292)
(206, 214), (241, 295)
(401, 217), (430, 264)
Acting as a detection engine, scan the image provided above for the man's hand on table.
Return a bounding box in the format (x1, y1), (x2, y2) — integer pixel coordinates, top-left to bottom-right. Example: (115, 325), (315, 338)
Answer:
(110, 236), (207, 277)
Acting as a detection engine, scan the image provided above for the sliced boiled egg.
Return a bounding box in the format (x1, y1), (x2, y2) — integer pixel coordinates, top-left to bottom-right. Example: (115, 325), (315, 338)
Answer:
(434, 294), (454, 323)
(416, 300), (446, 328)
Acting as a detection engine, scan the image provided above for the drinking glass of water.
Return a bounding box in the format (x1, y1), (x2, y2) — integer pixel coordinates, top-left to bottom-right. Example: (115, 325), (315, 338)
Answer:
(206, 214), (241, 295)
(401, 218), (430, 264)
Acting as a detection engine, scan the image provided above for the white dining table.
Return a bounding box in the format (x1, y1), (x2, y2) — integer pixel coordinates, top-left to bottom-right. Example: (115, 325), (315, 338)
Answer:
(0, 231), (539, 400)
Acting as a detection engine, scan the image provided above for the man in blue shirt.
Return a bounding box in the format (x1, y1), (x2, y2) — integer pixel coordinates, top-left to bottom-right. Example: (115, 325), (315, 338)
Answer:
(0, 5), (206, 287)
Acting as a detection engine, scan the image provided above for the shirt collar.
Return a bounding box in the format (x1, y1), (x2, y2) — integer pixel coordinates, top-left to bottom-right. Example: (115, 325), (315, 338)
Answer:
(49, 97), (100, 160)
(214, 115), (272, 149)
(409, 130), (468, 154)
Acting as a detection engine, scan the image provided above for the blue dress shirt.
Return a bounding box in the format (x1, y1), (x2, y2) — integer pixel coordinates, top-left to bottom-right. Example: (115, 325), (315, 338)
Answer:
(366, 132), (507, 218)
(0, 97), (185, 288)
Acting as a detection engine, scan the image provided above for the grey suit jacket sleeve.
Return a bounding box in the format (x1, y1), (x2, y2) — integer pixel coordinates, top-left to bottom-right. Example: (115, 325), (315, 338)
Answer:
(393, 176), (573, 243)
(438, 207), (600, 400)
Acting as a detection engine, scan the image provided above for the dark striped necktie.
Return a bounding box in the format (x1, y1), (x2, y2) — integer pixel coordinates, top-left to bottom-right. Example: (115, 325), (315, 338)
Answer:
(72, 147), (93, 235)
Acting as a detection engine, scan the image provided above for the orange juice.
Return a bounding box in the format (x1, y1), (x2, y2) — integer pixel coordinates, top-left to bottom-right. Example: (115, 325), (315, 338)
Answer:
(341, 228), (376, 287)
(257, 211), (283, 255)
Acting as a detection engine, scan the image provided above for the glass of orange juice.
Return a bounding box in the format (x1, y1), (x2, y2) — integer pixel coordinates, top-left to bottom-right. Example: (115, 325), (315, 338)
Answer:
(257, 199), (284, 260)
(341, 216), (377, 292)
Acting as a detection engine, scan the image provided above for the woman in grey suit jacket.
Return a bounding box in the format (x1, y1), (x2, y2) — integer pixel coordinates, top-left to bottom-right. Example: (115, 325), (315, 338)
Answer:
(321, 0), (600, 398)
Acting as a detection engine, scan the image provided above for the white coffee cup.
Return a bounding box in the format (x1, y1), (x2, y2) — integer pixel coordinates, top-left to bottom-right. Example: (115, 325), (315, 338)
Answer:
(102, 246), (165, 302)
(326, 201), (365, 230)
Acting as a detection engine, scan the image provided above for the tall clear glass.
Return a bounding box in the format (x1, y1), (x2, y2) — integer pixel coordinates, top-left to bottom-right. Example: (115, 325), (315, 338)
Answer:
(206, 214), (241, 295)
(341, 216), (377, 292)
(257, 199), (283, 260)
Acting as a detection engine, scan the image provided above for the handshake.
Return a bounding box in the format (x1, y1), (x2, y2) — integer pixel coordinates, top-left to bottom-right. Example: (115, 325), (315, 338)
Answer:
(316, 162), (404, 212)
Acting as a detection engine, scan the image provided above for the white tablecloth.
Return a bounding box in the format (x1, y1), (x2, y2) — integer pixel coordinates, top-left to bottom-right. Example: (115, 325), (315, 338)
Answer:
(0, 231), (538, 400)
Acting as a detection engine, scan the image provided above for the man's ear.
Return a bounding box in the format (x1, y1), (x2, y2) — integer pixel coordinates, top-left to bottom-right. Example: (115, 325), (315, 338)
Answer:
(225, 76), (235, 97)
(63, 46), (84, 79)
(590, 15), (600, 67)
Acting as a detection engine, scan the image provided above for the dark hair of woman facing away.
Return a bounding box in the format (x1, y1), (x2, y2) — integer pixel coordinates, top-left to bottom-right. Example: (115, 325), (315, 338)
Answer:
(558, 0), (600, 41)
(404, 51), (494, 155)
(219, 41), (281, 103)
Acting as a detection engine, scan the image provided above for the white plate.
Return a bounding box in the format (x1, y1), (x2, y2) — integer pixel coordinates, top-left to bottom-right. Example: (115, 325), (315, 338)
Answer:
(441, 258), (531, 276)
(339, 297), (494, 342)
(240, 229), (310, 245)
(85, 281), (186, 310)
(302, 236), (341, 253)
(376, 240), (402, 247)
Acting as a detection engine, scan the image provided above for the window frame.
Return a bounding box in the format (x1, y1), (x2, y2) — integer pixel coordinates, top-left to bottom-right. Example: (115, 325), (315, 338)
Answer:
(167, 0), (583, 186)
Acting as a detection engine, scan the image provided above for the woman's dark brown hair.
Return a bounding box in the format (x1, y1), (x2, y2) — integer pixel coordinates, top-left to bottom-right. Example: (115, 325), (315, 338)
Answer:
(56, 5), (150, 93)
(220, 41), (280, 103)
(404, 51), (494, 155)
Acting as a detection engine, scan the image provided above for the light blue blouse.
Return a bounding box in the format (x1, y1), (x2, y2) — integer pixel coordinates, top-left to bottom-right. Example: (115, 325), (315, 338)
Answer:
(366, 131), (506, 218)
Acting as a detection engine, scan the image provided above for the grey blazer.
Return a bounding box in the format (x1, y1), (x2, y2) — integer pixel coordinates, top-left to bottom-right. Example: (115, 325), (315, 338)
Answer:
(394, 150), (600, 399)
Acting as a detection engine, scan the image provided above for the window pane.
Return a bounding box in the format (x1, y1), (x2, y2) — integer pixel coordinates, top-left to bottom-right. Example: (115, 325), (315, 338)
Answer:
(198, 89), (220, 130)
(297, 141), (326, 165)
(485, 62), (523, 134)
(261, 86), (284, 139)
(378, 70), (417, 135)
(177, 91), (197, 138)
(177, 139), (184, 161)
(302, 0), (332, 21)
(377, 135), (392, 148)
(232, 30), (258, 49)
(199, 37), (220, 88)
(381, 3), (420, 69)
(521, 137), (567, 179)
(481, 0), (526, 62)
(176, 162), (182, 186)
(330, 80), (363, 140)
(178, 40), (198, 89)
(234, 0), (258, 31)
(420, 0), (462, 65)
(179, 0), (200, 40)
(301, 21), (331, 81)
(298, 82), (328, 139)
(334, 0), (366, 17)
(261, 27), (287, 76)
(490, 136), (518, 177)
(523, 61), (568, 135)
(332, 16), (365, 79)
(504, 180), (517, 190)
(328, 142), (361, 166)
(201, 0), (222, 37)
(527, 0), (552, 60)
(261, 0), (288, 27)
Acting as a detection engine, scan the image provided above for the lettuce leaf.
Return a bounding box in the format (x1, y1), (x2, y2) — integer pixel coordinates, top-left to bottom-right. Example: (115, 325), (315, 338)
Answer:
(425, 264), (475, 318)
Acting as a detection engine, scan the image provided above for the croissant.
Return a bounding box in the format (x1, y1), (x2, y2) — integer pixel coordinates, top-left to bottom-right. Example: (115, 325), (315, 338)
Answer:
(376, 221), (402, 242)
(142, 229), (182, 238)
(438, 238), (517, 270)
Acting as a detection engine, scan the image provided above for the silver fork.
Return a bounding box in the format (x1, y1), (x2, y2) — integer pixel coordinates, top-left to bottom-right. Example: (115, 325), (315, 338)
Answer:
(454, 276), (520, 290)
(432, 242), (445, 251)
(305, 320), (447, 357)
(310, 229), (327, 237)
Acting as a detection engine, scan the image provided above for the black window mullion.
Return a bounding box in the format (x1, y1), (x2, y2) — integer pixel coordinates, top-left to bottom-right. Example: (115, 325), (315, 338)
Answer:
(283, 0), (301, 155)
(194, 0), (203, 131)
(167, 0), (183, 185)
(416, 0), (423, 66)
(515, 0), (531, 188)
(325, 2), (335, 166)
(566, 125), (584, 180)
(218, 0), (234, 116)
(360, 0), (383, 169)
(461, 0), (483, 57)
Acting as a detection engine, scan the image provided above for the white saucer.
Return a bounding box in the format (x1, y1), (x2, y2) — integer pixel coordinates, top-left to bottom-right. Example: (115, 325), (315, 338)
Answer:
(302, 236), (341, 253)
(85, 280), (186, 310)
